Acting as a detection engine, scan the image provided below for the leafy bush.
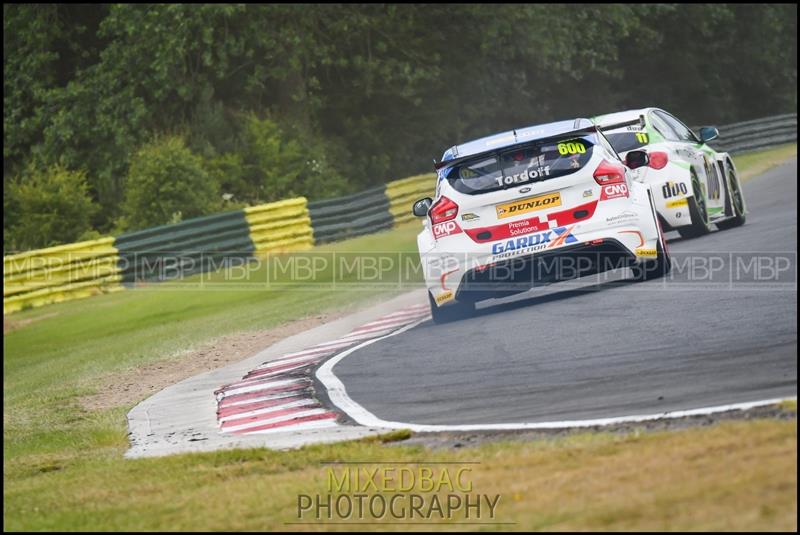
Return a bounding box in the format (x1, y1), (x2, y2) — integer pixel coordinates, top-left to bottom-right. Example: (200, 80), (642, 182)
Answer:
(6, 164), (99, 251)
(205, 152), (249, 206)
(120, 136), (219, 231)
(239, 114), (350, 202)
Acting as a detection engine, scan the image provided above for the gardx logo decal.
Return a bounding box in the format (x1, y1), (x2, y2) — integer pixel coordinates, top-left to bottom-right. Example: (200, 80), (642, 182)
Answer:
(491, 225), (577, 256)
(496, 192), (561, 219)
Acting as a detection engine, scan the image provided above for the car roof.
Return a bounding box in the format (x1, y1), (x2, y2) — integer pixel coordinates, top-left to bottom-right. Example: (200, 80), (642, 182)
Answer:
(441, 118), (595, 163)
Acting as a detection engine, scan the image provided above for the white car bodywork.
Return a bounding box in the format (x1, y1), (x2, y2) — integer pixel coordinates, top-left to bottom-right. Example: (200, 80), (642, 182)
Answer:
(416, 119), (668, 315)
(596, 108), (747, 234)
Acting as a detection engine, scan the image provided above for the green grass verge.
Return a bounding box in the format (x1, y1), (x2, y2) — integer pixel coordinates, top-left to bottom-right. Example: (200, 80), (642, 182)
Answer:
(4, 144), (797, 531)
(4, 420), (796, 530)
(735, 143), (796, 180)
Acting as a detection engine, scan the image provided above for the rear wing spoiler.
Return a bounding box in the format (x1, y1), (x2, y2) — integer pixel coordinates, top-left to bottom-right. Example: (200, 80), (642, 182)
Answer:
(432, 116), (645, 171)
(596, 115), (646, 133)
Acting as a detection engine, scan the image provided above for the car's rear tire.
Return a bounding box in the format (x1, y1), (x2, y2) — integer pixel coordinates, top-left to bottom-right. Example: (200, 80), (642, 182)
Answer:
(428, 291), (475, 324)
(677, 169), (711, 239)
(716, 160), (746, 230)
(632, 196), (672, 283)
(631, 240), (671, 281)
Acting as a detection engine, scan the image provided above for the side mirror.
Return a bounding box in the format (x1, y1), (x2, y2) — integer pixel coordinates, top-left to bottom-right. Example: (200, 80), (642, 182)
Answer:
(625, 150), (649, 170)
(698, 126), (719, 143)
(412, 197), (433, 217)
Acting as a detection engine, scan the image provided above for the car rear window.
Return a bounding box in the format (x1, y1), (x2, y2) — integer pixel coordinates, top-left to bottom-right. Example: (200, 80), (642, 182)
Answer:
(604, 130), (650, 153)
(445, 136), (596, 194)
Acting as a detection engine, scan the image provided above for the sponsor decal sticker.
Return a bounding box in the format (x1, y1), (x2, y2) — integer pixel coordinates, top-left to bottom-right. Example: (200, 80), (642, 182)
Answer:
(636, 247), (658, 258)
(496, 192), (561, 219)
(435, 290), (455, 305)
(606, 210), (638, 224)
(507, 218), (543, 236)
(661, 181), (688, 199)
(491, 225), (577, 257)
(600, 183), (629, 200)
(666, 198), (688, 208)
(464, 216), (549, 243)
(495, 165), (551, 187)
(433, 220), (462, 239)
(467, 201), (597, 243)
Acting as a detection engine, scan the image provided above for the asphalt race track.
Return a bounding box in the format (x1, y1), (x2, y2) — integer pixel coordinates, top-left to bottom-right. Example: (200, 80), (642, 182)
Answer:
(333, 159), (798, 425)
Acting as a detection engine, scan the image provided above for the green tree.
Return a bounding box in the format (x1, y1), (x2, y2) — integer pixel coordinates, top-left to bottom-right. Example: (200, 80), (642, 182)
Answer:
(3, 3), (797, 245)
(238, 113), (349, 202)
(6, 164), (99, 251)
(120, 136), (219, 231)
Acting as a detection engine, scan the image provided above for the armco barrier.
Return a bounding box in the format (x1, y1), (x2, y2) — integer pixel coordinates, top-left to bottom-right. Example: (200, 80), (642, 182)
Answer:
(115, 210), (254, 283)
(3, 237), (122, 314)
(705, 113), (797, 154)
(245, 197), (314, 255)
(308, 186), (393, 244)
(385, 173), (436, 226)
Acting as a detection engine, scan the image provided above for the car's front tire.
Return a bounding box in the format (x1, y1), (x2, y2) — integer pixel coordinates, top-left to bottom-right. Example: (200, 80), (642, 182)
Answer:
(428, 291), (475, 324)
(716, 160), (746, 231)
(677, 169), (711, 239)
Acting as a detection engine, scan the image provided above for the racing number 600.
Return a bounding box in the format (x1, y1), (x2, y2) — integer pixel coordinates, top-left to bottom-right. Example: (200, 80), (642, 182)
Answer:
(557, 141), (586, 155)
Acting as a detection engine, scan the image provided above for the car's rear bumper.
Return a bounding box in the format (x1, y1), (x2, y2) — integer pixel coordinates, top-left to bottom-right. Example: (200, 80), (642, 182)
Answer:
(454, 238), (637, 302)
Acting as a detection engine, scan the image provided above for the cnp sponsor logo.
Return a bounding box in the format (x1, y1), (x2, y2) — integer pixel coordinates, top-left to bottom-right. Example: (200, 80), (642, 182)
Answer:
(491, 225), (577, 256)
(433, 220), (462, 239)
(600, 183), (629, 200)
(662, 181), (688, 199)
(496, 192), (561, 219)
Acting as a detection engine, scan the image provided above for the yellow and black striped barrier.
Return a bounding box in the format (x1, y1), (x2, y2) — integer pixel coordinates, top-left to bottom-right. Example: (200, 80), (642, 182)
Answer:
(1, 173), (440, 314)
(3, 237), (124, 314)
(385, 173), (436, 227)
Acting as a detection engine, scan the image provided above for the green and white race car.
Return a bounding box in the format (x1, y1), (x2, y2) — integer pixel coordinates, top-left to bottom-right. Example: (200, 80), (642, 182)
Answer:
(596, 108), (747, 238)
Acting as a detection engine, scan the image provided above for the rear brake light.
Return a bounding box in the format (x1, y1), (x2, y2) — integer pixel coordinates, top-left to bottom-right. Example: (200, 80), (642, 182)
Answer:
(648, 151), (668, 170)
(430, 196), (459, 224)
(593, 160), (625, 185)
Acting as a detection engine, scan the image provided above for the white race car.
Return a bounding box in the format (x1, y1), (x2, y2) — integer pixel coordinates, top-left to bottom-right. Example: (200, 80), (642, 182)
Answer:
(413, 118), (671, 323)
(596, 108), (747, 239)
